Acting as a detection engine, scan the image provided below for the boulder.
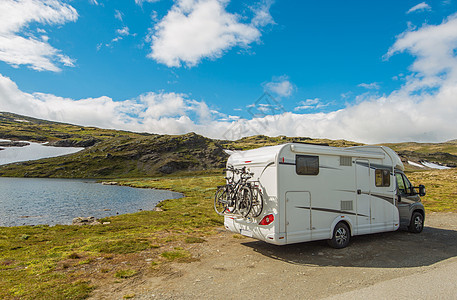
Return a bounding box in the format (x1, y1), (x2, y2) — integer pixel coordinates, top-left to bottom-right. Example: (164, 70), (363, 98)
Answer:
(72, 216), (101, 225)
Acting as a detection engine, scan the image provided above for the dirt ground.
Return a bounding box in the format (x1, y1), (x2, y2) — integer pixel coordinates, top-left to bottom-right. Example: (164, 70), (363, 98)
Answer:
(89, 212), (457, 300)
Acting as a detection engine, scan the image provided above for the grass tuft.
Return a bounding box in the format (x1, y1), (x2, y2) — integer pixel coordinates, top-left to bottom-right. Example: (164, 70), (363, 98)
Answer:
(68, 252), (81, 259)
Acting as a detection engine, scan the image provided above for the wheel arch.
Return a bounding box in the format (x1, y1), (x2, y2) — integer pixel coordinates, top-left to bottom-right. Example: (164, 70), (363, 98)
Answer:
(330, 216), (354, 238)
(409, 204), (425, 221)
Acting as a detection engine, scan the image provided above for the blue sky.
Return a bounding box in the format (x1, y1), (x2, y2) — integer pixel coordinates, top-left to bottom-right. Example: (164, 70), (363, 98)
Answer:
(1, 0), (457, 143)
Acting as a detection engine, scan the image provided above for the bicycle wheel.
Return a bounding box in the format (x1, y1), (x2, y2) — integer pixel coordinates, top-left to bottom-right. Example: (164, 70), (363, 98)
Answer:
(249, 186), (263, 217)
(237, 186), (252, 217)
(214, 186), (229, 215)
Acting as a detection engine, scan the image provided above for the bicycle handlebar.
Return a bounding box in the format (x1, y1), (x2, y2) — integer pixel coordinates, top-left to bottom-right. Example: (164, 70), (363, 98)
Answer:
(224, 166), (255, 181)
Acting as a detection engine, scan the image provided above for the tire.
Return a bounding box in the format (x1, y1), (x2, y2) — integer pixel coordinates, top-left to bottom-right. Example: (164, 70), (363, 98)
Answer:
(249, 186), (263, 218)
(214, 186), (228, 215)
(237, 186), (252, 217)
(408, 211), (424, 233)
(327, 222), (350, 249)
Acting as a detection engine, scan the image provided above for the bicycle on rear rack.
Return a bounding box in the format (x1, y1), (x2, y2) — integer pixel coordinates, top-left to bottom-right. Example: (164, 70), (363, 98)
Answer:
(214, 166), (263, 218)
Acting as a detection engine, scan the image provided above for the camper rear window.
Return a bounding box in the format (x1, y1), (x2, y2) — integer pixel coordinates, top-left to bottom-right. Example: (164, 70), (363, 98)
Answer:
(375, 169), (390, 187)
(296, 155), (319, 175)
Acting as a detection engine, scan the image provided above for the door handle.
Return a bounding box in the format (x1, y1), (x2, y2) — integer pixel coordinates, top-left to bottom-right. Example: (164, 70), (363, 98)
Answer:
(357, 189), (361, 195)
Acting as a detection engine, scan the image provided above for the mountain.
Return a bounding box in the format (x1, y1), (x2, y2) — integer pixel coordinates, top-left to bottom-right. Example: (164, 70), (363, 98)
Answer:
(0, 112), (455, 178)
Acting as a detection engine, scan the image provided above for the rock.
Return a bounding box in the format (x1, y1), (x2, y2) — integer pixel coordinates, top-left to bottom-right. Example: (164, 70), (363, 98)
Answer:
(101, 181), (118, 185)
(72, 216), (101, 225)
(47, 138), (99, 147)
(153, 207), (164, 212)
(0, 141), (30, 147)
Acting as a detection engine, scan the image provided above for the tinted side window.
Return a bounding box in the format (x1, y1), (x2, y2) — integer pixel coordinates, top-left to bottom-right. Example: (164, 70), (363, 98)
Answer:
(296, 155), (319, 175)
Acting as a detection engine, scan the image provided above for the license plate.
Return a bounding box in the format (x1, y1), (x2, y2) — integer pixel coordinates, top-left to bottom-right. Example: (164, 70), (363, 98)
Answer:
(240, 229), (253, 237)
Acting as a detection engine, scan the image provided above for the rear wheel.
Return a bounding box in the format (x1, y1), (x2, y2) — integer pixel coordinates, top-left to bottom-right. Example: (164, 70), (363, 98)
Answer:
(237, 186), (252, 217)
(214, 186), (229, 215)
(408, 211), (424, 233)
(328, 222), (350, 249)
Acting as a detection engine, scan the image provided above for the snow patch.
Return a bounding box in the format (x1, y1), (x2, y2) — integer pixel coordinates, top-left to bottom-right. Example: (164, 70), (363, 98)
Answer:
(0, 140), (83, 165)
(408, 161), (425, 168)
(421, 161), (451, 170)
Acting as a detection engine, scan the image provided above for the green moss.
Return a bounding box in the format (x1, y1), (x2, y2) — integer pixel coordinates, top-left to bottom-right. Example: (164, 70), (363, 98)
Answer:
(114, 269), (137, 279)
(160, 250), (190, 261)
(184, 237), (206, 243)
(87, 239), (151, 254)
(0, 173), (224, 299)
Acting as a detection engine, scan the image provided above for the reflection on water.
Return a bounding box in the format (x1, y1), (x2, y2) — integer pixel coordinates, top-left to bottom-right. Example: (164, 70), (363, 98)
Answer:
(0, 177), (182, 227)
(0, 139), (84, 166)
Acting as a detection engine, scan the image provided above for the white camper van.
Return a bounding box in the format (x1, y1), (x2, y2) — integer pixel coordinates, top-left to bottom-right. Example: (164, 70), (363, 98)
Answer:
(222, 143), (426, 248)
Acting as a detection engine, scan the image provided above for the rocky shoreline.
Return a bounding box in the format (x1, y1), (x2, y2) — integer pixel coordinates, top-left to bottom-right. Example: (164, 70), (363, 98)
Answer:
(0, 141), (30, 147)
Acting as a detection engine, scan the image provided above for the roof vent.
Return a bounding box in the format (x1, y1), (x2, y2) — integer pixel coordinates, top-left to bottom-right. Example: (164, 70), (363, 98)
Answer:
(341, 200), (353, 211)
(340, 156), (352, 166)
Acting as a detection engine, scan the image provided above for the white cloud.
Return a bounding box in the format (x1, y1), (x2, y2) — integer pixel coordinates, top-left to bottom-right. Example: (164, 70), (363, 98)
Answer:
(114, 10), (123, 22)
(294, 98), (329, 111)
(358, 82), (380, 89)
(407, 2), (431, 14)
(116, 26), (130, 36)
(89, 0), (99, 5)
(0, 0), (78, 72)
(0, 73), (231, 137)
(2, 12), (457, 143)
(251, 0), (275, 27)
(110, 26), (134, 44)
(264, 76), (294, 97)
(135, 0), (160, 6)
(147, 0), (273, 67)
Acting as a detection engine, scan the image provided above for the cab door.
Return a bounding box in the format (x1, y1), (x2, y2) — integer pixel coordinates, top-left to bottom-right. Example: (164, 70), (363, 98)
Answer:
(395, 172), (420, 227)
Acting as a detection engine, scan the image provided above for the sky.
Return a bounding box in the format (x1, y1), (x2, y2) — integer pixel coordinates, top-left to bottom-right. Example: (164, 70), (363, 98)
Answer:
(0, 0), (457, 143)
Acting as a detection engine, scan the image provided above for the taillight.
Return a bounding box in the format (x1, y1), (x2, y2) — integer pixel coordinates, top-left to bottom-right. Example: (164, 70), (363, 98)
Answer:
(259, 214), (274, 225)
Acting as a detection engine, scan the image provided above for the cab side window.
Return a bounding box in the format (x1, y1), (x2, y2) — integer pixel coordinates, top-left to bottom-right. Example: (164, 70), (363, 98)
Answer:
(396, 173), (406, 194)
(403, 174), (413, 194)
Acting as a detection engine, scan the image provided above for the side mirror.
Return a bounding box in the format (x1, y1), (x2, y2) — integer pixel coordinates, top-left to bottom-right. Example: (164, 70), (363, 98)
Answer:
(418, 184), (426, 196)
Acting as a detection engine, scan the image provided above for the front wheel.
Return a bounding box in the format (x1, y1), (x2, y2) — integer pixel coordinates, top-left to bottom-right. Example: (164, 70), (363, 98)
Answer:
(408, 211), (424, 233)
(327, 222), (350, 249)
(214, 186), (229, 215)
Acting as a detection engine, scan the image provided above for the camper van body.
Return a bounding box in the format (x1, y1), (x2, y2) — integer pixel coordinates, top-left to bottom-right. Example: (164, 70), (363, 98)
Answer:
(224, 143), (424, 245)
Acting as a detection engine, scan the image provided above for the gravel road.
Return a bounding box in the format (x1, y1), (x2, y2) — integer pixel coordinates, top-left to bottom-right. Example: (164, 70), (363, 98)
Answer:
(90, 212), (457, 300)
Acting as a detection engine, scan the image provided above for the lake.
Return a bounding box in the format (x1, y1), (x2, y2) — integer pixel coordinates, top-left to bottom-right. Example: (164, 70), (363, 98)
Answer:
(0, 177), (182, 227)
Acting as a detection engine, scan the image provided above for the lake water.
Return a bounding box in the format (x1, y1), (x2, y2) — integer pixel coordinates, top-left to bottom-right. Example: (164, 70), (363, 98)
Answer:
(0, 177), (183, 227)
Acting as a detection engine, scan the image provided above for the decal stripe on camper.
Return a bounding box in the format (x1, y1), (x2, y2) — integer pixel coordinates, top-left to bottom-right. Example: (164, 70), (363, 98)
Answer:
(295, 206), (370, 218)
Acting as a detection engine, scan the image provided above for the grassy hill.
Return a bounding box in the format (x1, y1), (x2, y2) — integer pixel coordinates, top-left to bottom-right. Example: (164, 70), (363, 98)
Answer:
(0, 112), (456, 178)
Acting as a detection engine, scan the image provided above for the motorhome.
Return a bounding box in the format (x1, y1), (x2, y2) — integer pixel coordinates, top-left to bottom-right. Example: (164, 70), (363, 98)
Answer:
(223, 143), (425, 248)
